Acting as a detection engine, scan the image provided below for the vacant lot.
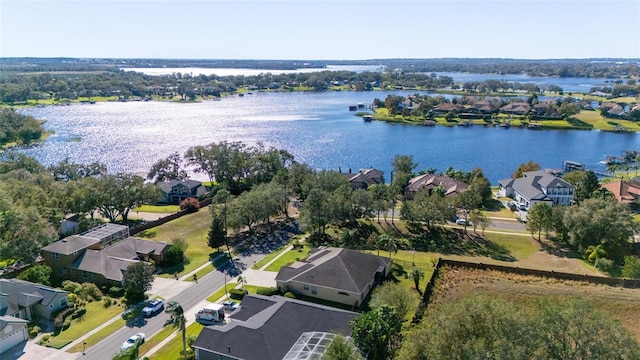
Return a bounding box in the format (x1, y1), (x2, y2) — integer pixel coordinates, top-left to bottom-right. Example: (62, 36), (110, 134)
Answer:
(431, 266), (640, 339)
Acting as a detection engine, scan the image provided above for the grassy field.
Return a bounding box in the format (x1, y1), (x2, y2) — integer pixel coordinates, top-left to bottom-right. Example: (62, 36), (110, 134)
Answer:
(430, 266), (640, 340)
(47, 300), (126, 349)
(139, 210), (214, 277)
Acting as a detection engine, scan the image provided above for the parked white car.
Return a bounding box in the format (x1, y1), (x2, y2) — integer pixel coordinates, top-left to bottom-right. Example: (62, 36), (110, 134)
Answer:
(142, 299), (164, 317)
(121, 332), (145, 351)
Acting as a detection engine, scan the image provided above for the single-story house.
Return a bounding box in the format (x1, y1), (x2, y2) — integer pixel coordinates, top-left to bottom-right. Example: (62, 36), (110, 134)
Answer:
(0, 279), (69, 321)
(600, 180), (640, 204)
(498, 170), (574, 210)
(499, 102), (531, 115)
(41, 224), (169, 286)
(0, 316), (29, 355)
(404, 174), (468, 199)
(157, 179), (208, 204)
(275, 247), (391, 307)
(193, 295), (359, 360)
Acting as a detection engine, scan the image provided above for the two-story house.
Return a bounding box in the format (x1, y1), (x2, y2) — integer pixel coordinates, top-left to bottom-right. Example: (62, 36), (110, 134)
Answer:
(498, 170), (575, 209)
(157, 179), (208, 204)
(41, 224), (168, 287)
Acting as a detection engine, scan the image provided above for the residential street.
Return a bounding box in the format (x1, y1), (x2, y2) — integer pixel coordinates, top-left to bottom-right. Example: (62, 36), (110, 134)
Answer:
(80, 247), (274, 360)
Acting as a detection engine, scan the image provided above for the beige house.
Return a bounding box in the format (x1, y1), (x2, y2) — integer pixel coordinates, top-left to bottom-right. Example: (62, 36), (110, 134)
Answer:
(404, 174), (468, 199)
(275, 247), (391, 307)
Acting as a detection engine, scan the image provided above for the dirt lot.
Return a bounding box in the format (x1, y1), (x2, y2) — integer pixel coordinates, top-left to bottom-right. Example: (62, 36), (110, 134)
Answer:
(431, 266), (640, 339)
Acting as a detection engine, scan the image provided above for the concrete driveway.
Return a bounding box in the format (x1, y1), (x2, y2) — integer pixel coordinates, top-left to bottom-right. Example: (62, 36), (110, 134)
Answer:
(2, 339), (79, 360)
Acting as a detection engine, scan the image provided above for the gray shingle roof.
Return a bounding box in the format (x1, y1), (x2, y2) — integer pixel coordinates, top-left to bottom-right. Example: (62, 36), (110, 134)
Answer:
(502, 170), (573, 202)
(68, 237), (168, 282)
(193, 295), (358, 360)
(41, 235), (100, 255)
(0, 279), (68, 315)
(275, 247), (391, 293)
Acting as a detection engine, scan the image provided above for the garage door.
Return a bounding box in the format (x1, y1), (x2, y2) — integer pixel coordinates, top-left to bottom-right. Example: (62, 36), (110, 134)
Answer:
(0, 325), (27, 354)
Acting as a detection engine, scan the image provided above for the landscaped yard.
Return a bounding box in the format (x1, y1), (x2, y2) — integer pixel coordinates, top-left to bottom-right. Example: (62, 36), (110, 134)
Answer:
(134, 205), (180, 213)
(47, 300), (126, 349)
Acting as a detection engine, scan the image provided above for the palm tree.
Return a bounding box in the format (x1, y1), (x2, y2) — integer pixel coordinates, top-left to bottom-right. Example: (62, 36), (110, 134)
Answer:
(165, 301), (187, 359)
(378, 234), (398, 258)
(237, 276), (247, 291)
(408, 267), (425, 290)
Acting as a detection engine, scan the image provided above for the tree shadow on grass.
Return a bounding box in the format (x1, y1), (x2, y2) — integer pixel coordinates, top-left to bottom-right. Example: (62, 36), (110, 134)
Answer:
(411, 227), (516, 262)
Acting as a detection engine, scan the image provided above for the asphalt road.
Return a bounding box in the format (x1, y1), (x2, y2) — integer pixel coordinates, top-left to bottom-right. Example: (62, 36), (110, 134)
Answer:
(84, 251), (266, 360)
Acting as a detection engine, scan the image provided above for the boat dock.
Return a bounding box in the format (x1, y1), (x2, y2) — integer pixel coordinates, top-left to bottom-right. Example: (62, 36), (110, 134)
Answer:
(562, 160), (610, 178)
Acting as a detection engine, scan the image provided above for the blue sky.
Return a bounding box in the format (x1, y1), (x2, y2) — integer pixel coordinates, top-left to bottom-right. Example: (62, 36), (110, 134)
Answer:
(1, 0), (639, 60)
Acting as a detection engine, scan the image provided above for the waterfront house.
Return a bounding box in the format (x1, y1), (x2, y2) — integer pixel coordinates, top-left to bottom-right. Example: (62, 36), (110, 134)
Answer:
(499, 102), (531, 115)
(340, 168), (384, 189)
(599, 102), (626, 118)
(498, 170), (575, 209)
(193, 295), (359, 360)
(41, 224), (168, 286)
(275, 247), (391, 307)
(0, 315), (29, 355)
(404, 174), (468, 199)
(432, 102), (463, 114)
(600, 180), (640, 204)
(157, 179), (208, 204)
(0, 279), (69, 321)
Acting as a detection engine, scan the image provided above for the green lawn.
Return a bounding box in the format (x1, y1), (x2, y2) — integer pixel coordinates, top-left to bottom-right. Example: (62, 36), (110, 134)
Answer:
(140, 210), (215, 277)
(65, 318), (126, 353)
(252, 242), (295, 269)
(264, 244), (313, 272)
(134, 205), (180, 213)
(138, 325), (176, 355)
(148, 323), (204, 360)
(47, 300), (126, 349)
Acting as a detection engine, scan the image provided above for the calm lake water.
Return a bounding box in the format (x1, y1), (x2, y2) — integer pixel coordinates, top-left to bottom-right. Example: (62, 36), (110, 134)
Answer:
(15, 91), (640, 184)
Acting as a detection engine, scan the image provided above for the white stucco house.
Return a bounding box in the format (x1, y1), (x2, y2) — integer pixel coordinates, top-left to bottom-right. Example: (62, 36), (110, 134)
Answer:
(498, 170), (575, 210)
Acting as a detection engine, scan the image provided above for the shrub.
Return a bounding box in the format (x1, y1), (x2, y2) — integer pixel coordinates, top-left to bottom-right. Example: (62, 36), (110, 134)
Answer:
(284, 292), (296, 299)
(228, 289), (247, 300)
(256, 287), (279, 296)
(595, 257), (615, 273)
(80, 283), (103, 301)
(29, 326), (41, 338)
(179, 197), (200, 213)
(40, 334), (50, 344)
(103, 297), (113, 308)
(68, 293), (78, 305)
(62, 317), (72, 330)
(62, 280), (82, 294)
(163, 245), (185, 266)
(109, 286), (124, 298)
(71, 307), (86, 319)
(53, 307), (76, 329)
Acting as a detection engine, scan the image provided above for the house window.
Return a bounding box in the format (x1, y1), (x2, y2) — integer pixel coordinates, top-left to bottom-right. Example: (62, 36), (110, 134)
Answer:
(311, 286), (317, 295)
(60, 298), (67, 308)
(14, 312), (20, 318)
(92, 273), (96, 280)
(82, 271), (87, 278)
(303, 284), (309, 291)
(61, 268), (67, 275)
(52, 253), (59, 260)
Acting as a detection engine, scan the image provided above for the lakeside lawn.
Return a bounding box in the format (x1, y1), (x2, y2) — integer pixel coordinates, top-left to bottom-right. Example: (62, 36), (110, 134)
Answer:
(46, 300), (126, 349)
